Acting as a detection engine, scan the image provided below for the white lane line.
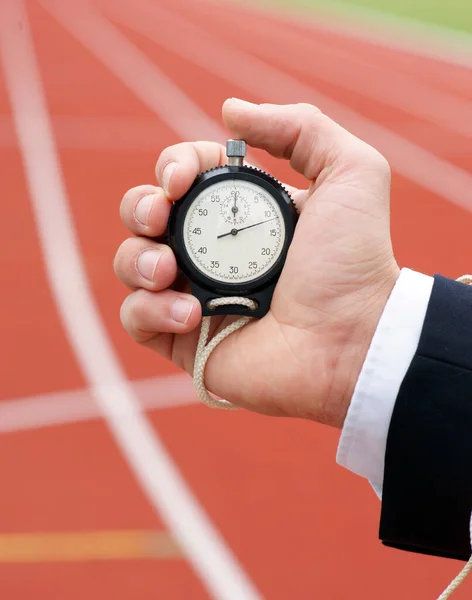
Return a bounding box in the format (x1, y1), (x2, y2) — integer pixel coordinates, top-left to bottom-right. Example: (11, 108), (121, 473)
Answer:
(0, 2), (261, 599)
(37, 0), (259, 166)
(39, 0), (223, 143)
(105, 0), (472, 215)
(0, 374), (198, 434)
(194, 7), (472, 141)
(37, 0), (223, 144)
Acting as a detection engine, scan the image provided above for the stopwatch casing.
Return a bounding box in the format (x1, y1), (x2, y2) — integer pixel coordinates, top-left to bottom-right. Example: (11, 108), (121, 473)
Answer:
(168, 165), (298, 318)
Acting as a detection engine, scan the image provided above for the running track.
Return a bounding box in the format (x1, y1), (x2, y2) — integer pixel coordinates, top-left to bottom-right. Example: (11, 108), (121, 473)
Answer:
(0, 0), (471, 598)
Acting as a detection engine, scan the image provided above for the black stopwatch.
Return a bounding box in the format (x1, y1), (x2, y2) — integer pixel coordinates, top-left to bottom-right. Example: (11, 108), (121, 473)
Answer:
(168, 140), (298, 318)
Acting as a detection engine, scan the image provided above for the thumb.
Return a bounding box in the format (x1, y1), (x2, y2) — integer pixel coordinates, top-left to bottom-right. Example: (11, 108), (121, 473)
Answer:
(222, 98), (390, 193)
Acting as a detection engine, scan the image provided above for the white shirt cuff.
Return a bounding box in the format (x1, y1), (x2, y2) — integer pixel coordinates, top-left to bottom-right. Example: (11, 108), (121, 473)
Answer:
(336, 268), (434, 489)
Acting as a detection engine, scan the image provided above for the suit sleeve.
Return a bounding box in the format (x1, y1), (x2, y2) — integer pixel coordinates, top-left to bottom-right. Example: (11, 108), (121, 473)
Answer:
(380, 275), (472, 561)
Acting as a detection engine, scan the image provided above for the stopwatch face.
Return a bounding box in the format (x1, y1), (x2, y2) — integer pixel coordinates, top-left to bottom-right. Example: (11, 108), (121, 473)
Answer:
(182, 179), (286, 284)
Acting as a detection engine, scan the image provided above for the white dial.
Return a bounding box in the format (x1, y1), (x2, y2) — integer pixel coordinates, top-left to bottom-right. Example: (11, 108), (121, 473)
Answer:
(183, 179), (286, 284)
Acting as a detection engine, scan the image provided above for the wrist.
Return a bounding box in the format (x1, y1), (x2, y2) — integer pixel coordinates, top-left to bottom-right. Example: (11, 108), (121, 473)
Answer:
(321, 261), (401, 429)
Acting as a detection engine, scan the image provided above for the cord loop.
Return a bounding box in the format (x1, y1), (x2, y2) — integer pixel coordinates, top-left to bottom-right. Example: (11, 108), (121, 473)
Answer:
(193, 297), (257, 410)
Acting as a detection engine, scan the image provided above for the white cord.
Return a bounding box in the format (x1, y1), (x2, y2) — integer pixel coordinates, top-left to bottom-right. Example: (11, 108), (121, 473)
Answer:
(437, 504), (472, 599)
(457, 275), (472, 285)
(193, 296), (257, 410)
(437, 556), (472, 599)
(435, 274), (472, 599)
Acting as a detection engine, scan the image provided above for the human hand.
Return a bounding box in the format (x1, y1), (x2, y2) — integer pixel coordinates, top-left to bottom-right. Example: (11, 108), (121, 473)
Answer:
(114, 99), (399, 427)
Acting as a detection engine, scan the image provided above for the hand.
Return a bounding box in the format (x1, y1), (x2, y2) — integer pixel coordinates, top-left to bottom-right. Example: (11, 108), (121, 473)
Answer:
(114, 99), (399, 427)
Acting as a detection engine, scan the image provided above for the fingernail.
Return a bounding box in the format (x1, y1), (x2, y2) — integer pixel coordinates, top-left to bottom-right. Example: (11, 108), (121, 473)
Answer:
(136, 249), (162, 281)
(162, 162), (177, 194)
(171, 297), (195, 324)
(134, 194), (155, 226)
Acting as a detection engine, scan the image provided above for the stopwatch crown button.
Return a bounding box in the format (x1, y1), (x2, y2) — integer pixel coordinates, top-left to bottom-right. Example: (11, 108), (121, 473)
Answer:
(226, 139), (246, 159)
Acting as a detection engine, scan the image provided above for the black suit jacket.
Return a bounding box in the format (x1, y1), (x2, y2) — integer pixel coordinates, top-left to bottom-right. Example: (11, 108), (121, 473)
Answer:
(380, 275), (472, 561)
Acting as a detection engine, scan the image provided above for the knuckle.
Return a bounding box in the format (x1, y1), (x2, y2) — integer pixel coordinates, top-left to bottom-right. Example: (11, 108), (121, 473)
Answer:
(120, 293), (136, 336)
(120, 187), (135, 206)
(120, 189), (135, 223)
(156, 143), (184, 171)
(347, 142), (390, 175)
(119, 236), (138, 254)
(120, 186), (141, 212)
(365, 150), (391, 182)
(287, 104), (325, 166)
(120, 290), (147, 340)
(113, 238), (149, 287)
(114, 238), (136, 275)
(370, 150), (391, 176)
(294, 103), (324, 130)
(113, 247), (125, 278)
(296, 103), (323, 119)
(120, 186), (157, 227)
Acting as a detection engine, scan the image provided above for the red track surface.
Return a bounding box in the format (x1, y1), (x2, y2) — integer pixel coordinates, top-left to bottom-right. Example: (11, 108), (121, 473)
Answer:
(1, 0), (472, 598)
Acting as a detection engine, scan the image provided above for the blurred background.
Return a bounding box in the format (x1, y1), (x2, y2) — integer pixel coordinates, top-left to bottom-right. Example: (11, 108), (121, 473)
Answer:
(1, 0), (472, 598)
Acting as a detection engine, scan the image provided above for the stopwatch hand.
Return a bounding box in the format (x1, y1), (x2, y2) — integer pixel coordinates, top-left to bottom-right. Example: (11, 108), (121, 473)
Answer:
(217, 217), (276, 239)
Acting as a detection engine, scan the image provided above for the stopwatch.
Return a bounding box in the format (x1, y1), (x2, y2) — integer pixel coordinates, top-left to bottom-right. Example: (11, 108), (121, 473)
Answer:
(168, 140), (298, 318)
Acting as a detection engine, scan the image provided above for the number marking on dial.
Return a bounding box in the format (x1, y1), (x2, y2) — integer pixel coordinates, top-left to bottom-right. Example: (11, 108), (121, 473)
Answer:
(183, 180), (285, 284)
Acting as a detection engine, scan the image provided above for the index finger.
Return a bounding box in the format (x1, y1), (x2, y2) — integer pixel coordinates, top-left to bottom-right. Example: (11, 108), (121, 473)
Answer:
(155, 138), (307, 209)
(156, 141), (227, 201)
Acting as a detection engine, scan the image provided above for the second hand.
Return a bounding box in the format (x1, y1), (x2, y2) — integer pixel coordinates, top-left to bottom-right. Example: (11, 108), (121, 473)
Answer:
(217, 217), (277, 239)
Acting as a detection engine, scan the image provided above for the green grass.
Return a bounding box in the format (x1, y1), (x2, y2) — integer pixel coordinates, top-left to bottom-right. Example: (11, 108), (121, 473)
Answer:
(257, 0), (472, 35)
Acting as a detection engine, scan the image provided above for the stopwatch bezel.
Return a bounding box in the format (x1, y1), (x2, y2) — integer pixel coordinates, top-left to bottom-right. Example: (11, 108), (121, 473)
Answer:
(167, 165), (298, 318)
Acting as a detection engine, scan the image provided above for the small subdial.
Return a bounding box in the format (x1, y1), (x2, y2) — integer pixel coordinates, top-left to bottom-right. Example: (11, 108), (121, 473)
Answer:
(220, 190), (250, 225)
